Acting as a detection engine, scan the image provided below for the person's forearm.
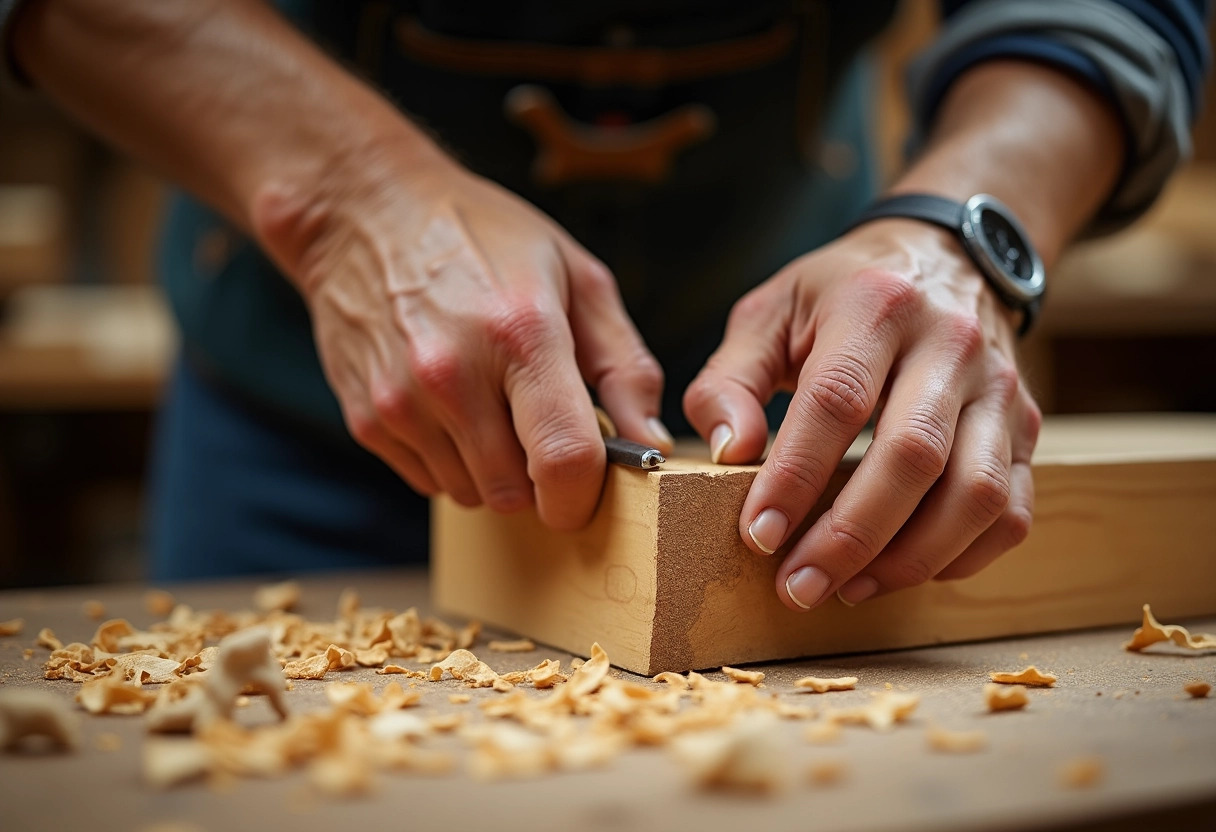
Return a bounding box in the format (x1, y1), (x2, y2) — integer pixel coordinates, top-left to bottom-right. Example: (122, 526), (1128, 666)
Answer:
(891, 60), (1125, 267)
(12, 0), (442, 245)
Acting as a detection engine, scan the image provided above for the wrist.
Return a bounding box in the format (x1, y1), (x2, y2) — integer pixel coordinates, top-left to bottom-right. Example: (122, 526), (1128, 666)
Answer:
(248, 112), (454, 295)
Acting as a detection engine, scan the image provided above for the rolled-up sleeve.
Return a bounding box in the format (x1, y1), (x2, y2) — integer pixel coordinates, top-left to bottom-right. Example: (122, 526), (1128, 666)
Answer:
(908, 0), (1212, 235)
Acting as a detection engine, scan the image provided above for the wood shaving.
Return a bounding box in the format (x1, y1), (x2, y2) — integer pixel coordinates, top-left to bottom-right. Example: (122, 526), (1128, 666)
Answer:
(77, 675), (160, 715)
(252, 580), (301, 613)
(721, 666), (765, 686)
(22, 648), (33, 660)
(984, 683), (1029, 712)
(1183, 680), (1211, 698)
(487, 639), (535, 653)
(449, 693), (471, 705)
(429, 649), (501, 688)
(283, 654), (331, 680)
(926, 725), (988, 753)
(807, 759), (847, 786)
(1058, 756), (1104, 788)
(109, 654), (184, 685)
(652, 672), (688, 689)
(990, 666), (1057, 687)
(825, 692), (919, 731)
(37, 628), (63, 651)
(0, 618), (24, 636)
(143, 738), (211, 788)
(526, 658), (566, 689)
(670, 712), (787, 793)
(82, 601), (106, 621)
(0, 689), (80, 751)
(794, 675), (858, 693)
(377, 665), (428, 680)
(353, 645), (389, 667)
(144, 589), (176, 618)
(1124, 604), (1216, 652)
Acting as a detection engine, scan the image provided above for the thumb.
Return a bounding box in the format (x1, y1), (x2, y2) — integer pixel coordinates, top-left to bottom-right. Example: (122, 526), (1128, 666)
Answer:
(683, 289), (789, 464)
(563, 247), (671, 453)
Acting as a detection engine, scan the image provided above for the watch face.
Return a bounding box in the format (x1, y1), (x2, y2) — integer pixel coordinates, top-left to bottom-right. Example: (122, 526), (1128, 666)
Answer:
(978, 207), (1034, 282)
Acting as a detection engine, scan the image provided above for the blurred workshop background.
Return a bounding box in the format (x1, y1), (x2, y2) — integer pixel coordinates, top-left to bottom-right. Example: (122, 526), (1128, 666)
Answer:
(0, 4), (1213, 589)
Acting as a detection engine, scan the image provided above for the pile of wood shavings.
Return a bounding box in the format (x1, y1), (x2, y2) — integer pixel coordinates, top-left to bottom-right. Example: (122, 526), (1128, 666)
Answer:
(12, 593), (1207, 797)
(25, 586), (908, 796)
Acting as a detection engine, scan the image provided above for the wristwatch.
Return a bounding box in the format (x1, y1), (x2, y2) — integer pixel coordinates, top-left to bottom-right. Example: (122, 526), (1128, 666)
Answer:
(846, 193), (1046, 335)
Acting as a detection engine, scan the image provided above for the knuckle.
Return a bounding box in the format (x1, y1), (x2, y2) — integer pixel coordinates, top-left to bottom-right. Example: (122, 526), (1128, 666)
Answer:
(988, 360), (1020, 409)
(528, 435), (603, 488)
(488, 301), (560, 364)
(482, 482), (530, 513)
(409, 346), (462, 398)
(962, 463), (1012, 527)
(573, 257), (618, 298)
(854, 268), (921, 323)
(614, 352), (664, 396)
(1023, 397), (1044, 441)
(800, 357), (874, 429)
(346, 411), (381, 449)
(1001, 504), (1034, 548)
(941, 312), (985, 362)
(887, 412), (951, 485)
(727, 289), (771, 327)
(764, 453), (830, 501)
(887, 556), (937, 590)
(825, 513), (882, 573)
(369, 383), (415, 428)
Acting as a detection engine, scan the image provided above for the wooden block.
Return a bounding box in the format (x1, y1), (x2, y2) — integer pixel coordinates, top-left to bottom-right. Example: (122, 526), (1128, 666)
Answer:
(432, 414), (1216, 675)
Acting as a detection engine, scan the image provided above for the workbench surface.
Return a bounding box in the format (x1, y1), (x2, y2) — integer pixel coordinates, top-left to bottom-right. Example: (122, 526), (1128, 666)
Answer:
(1, 571), (1213, 832)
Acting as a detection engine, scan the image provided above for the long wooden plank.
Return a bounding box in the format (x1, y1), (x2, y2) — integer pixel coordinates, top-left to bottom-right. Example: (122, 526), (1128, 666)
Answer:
(432, 414), (1216, 674)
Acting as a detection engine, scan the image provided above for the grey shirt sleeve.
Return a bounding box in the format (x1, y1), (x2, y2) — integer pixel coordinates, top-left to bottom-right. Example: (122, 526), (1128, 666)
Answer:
(907, 0), (1194, 236)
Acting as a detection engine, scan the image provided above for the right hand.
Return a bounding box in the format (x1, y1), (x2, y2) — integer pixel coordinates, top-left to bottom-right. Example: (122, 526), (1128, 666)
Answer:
(251, 148), (670, 529)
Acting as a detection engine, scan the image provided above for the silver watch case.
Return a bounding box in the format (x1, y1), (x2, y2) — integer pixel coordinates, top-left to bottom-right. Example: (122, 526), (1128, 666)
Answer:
(959, 194), (1046, 307)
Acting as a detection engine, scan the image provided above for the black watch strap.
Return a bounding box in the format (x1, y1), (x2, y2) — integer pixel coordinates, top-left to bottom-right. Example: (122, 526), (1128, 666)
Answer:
(847, 194), (965, 232)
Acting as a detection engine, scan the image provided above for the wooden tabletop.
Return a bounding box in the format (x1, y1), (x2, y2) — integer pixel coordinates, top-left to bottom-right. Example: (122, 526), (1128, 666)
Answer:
(1, 571), (1213, 832)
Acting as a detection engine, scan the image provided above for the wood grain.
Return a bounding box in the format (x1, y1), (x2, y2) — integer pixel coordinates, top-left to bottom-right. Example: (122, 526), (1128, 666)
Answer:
(433, 414), (1216, 674)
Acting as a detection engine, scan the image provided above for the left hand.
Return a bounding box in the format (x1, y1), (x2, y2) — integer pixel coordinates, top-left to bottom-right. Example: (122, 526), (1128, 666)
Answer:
(683, 218), (1042, 611)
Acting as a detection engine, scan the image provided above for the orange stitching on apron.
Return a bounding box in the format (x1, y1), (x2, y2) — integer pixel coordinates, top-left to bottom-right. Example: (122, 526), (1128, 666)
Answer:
(395, 18), (795, 87)
(504, 85), (715, 185)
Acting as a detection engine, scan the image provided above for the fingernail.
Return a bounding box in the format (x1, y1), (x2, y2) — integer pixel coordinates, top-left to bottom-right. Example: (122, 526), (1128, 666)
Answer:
(646, 417), (673, 450)
(837, 576), (879, 606)
(785, 566), (832, 610)
(747, 508), (789, 554)
(710, 424), (733, 464)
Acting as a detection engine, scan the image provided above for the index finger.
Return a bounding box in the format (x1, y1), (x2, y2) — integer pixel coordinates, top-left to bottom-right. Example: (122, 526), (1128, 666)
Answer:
(501, 309), (606, 531)
(738, 274), (908, 557)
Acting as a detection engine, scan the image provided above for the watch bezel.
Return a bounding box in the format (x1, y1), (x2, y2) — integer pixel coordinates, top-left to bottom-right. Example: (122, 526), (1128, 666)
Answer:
(959, 194), (1046, 306)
